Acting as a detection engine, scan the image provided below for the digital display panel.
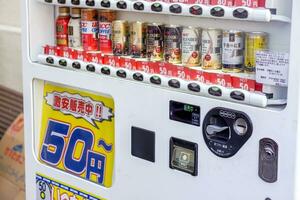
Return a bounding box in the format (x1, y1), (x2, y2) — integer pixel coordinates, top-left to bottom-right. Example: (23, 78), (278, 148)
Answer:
(169, 101), (200, 126)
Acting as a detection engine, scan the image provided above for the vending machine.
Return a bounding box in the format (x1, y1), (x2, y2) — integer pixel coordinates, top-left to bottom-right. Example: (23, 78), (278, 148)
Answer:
(21, 0), (300, 199)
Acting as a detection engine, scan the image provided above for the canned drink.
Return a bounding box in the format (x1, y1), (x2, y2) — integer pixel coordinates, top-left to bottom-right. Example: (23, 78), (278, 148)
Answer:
(130, 21), (147, 58)
(112, 20), (129, 56)
(98, 10), (116, 54)
(222, 30), (244, 73)
(244, 32), (268, 73)
(202, 28), (222, 70)
(81, 9), (99, 51)
(163, 25), (182, 64)
(146, 23), (164, 61)
(182, 26), (201, 67)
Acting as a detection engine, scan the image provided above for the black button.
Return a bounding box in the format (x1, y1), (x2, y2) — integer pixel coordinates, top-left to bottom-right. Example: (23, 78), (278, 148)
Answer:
(151, 3), (163, 12)
(57, 0), (66, 4)
(45, 0), (52, 3)
(233, 8), (248, 19)
(210, 7), (225, 17)
(86, 0), (95, 6)
(230, 91), (245, 101)
(71, 0), (80, 5)
(117, 1), (127, 9)
(189, 5), (202, 15)
(168, 79), (180, 88)
(188, 83), (200, 92)
(101, 0), (110, 7)
(133, 2), (144, 10)
(131, 127), (155, 163)
(59, 59), (67, 67)
(72, 62), (81, 69)
(150, 76), (161, 85)
(46, 57), (54, 64)
(86, 64), (96, 72)
(170, 4), (182, 13)
(133, 73), (144, 81)
(101, 67), (110, 75)
(208, 86), (222, 97)
(117, 70), (127, 78)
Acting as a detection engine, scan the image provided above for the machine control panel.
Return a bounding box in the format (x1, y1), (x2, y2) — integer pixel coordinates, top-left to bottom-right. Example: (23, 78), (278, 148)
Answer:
(169, 101), (200, 126)
(202, 107), (252, 158)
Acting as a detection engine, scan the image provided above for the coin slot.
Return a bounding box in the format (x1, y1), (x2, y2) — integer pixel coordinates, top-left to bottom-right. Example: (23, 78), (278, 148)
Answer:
(233, 118), (248, 136)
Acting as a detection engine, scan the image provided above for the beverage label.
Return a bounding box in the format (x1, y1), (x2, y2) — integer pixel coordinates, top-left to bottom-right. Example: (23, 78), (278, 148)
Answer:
(234, 0), (259, 7)
(68, 18), (82, 48)
(99, 22), (113, 54)
(210, 0), (234, 6)
(81, 21), (99, 51)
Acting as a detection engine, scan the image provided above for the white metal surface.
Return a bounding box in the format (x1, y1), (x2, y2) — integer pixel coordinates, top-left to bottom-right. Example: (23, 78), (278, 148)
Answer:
(21, 0), (300, 199)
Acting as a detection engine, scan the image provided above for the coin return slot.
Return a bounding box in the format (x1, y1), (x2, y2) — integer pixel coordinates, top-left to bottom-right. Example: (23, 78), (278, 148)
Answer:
(46, 57), (54, 64)
(151, 3), (163, 12)
(150, 76), (161, 85)
(133, 2), (144, 10)
(169, 4), (182, 14)
(117, 70), (127, 78)
(71, 0), (80, 5)
(210, 7), (225, 17)
(59, 59), (67, 67)
(133, 73), (144, 81)
(101, 67), (111, 75)
(86, 64), (95, 72)
(206, 116), (230, 143)
(101, 0), (111, 7)
(72, 62), (81, 69)
(189, 5), (202, 15)
(233, 8), (248, 19)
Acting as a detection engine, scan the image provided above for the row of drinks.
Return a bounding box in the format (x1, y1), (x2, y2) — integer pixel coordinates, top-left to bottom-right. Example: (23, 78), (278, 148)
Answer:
(56, 7), (269, 74)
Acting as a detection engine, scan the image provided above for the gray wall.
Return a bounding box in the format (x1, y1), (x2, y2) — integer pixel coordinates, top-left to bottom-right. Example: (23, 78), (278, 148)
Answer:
(0, 0), (22, 92)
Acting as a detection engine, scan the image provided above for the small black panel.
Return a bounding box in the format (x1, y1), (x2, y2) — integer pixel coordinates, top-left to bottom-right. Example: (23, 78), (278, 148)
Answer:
(259, 138), (278, 183)
(117, 70), (127, 78)
(203, 107), (252, 158)
(101, 0), (111, 7)
(86, 0), (95, 6)
(131, 127), (155, 162)
(117, 1), (127, 9)
(169, 4), (182, 13)
(168, 79), (180, 88)
(86, 64), (95, 72)
(58, 0), (66, 4)
(46, 57), (54, 64)
(190, 5), (202, 15)
(71, 0), (80, 5)
(151, 3), (163, 12)
(72, 62), (81, 69)
(170, 100), (200, 126)
(133, 73), (144, 81)
(210, 7), (225, 17)
(59, 59), (67, 67)
(101, 67), (110, 75)
(188, 83), (200, 92)
(133, 2), (144, 10)
(170, 137), (198, 176)
(150, 76), (161, 85)
(233, 8), (248, 19)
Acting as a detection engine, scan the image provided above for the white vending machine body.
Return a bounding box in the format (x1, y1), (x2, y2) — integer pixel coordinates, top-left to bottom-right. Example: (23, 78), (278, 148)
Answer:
(21, 0), (300, 199)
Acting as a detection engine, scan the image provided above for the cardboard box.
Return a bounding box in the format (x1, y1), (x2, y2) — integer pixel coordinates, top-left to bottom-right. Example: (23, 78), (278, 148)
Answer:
(0, 114), (25, 200)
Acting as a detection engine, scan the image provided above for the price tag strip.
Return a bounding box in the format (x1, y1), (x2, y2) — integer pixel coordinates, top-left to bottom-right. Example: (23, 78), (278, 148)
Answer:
(38, 83), (115, 188)
(36, 173), (106, 200)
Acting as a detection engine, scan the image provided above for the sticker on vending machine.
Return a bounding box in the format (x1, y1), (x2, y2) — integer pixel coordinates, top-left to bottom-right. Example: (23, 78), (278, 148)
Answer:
(38, 83), (115, 188)
(36, 174), (106, 200)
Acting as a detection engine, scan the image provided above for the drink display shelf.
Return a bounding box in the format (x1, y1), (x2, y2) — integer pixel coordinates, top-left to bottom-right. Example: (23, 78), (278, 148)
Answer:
(38, 0), (291, 23)
(37, 54), (288, 107)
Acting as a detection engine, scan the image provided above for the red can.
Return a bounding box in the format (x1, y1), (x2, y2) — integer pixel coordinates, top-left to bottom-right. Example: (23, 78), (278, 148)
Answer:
(56, 7), (70, 47)
(98, 10), (116, 54)
(81, 9), (99, 51)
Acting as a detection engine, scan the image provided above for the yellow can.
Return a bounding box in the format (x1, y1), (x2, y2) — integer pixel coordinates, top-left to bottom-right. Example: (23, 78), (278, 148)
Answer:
(244, 32), (268, 73)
